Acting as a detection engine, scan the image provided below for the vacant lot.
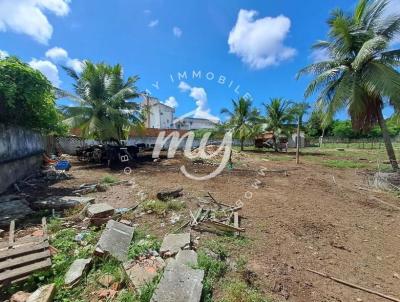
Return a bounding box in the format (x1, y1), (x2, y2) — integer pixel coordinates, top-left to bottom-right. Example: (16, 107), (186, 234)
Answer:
(4, 146), (400, 302)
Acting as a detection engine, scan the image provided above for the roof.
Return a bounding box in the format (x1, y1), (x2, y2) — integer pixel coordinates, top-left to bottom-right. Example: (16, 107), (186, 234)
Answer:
(173, 117), (218, 124)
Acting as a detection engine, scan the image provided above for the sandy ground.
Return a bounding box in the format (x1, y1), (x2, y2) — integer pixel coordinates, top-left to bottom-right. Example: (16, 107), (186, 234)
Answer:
(6, 150), (400, 302)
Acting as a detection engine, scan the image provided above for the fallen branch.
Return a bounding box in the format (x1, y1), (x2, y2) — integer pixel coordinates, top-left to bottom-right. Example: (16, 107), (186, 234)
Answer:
(306, 269), (400, 302)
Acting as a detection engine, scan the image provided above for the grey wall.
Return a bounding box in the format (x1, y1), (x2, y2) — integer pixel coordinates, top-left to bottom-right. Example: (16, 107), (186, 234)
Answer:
(0, 124), (45, 193)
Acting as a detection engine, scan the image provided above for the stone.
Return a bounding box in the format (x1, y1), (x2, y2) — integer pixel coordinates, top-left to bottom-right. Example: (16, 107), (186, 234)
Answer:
(175, 250), (198, 266)
(150, 257), (204, 302)
(97, 274), (115, 288)
(124, 257), (165, 291)
(87, 203), (115, 218)
(64, 258), (92, 286)
(160, 233), (190, 257)
(26, 284), (55, 302)
(156, 187), (183, 201)
(32, 196), (94, 211)
(95, 220), (134, 261)
(11, 291), (31, 302)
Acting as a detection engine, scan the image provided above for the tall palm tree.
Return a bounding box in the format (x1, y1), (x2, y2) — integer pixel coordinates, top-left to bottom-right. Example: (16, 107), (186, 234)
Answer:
(292, 102), (311, 163)
(59, 61), (143, 142)
(297, 0), (400, 170)
(221, 97), (260, 151)
(264, 98), (295, 151)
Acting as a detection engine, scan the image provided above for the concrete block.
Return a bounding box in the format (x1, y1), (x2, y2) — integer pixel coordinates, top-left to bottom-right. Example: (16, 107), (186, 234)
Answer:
(159, 233), (190, 257)
(64, 258), (92, 286)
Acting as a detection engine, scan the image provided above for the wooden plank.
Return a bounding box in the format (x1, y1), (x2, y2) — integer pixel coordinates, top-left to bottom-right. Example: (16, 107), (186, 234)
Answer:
(42, 217), (48, 237)
(8, 220), (15, 248)
(0, 235), (47, 250)
(234, 212), (240, 237)
(0, 241), (49, 261)
(0, 258), (51, 283)
(0, 250), (50, 271)
(199, 220), (245, 233)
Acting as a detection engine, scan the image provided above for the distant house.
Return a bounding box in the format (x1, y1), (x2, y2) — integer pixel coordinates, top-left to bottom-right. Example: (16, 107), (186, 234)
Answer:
(142, 96), (175, 129)
(173, 117), (218, 130)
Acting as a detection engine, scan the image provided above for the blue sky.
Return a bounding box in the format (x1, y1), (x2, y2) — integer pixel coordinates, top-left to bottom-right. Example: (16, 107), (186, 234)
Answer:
(1, 0), (399, 121)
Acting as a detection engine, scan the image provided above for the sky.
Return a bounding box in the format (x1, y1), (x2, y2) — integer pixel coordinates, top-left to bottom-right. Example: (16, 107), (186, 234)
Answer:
(1, 0), (399, 121)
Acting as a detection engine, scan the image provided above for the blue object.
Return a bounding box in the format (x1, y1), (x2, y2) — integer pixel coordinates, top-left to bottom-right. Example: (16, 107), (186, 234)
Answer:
(55, 160), (71, 171)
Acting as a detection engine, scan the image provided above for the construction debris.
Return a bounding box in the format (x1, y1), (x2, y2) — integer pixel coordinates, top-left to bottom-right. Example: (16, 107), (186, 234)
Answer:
(95, 220), (134, 262)
(10, 291), (31, 302)
(156, 186), (183, 201)
(64, 258), (92, 287)
(191, 192), (244, 235)
(26, 283), (56, 302)
(87, 203), (115, 218)
(73, 183), (108, 195)
(159, 233), (190, 257)
(0, 218), (51, 286)
(150, 250), (204, 302)
(124, 256), (165, 291)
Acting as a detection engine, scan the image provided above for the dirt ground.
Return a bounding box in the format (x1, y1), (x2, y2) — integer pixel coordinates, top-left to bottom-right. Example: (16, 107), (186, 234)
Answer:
(5, 149), (400, 302)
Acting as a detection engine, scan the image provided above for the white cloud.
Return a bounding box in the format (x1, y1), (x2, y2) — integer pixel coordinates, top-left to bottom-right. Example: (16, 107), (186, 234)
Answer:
(0, 0), (70, 44)
(45, 46), (84, 73)
(29, 59), (61, 87)
(173, 26), (182, 38)
(45, 46), (68, 61)
(163, 96), (178, 108)
(178, 81), (219, 121)
(310, 48), (330, 63)
(228, 9), (296, 69)
(0, 49), (9, 59)
(148, 20), (159, 28)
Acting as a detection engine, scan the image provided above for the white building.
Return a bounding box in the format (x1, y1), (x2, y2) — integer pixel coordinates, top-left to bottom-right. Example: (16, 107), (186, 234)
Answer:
(142, 96), (175, 129)
(173, 117), (218, 130)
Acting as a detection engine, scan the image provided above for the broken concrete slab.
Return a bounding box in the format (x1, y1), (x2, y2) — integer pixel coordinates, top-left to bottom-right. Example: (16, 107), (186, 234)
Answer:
(159, 233), (190, 257)
(175, 250), (198, 267)
(124, 256), (165, 291)
(156, 186), (183, 201)
(10, 291), (31, 302)
(0, 199), (33, 227)
(64, 258), (92, 287)
(26, 284), (55, 302)
(87, 203), (115, 218)
(95, 220), (134, 261)
(150, 258), (204, 302)
(32, 196), (94, 211)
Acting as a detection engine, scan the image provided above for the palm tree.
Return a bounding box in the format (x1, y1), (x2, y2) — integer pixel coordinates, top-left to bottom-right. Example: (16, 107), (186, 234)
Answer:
(292, 102), (311, 163)
(221, 97), (260, 151)
(264, 98), (295, 151)
(59, 61), (143, 142)
(297, 0), (400, 170)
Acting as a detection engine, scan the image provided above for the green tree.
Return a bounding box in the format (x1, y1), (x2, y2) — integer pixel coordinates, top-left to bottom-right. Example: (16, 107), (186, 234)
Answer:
(297, 0), (400, 170)
(306, 108), (334, 138)
(264, 98), (295, 151)
(60, 61), (143, 142)
(292, 102), (310, 164)
(0, 56), (65, 134)
(221, 97), (260, 151)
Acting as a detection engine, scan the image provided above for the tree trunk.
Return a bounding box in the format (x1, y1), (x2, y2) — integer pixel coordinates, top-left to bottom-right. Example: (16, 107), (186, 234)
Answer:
(377, 107), (398, 171)
(296, 116), (301, 164)
(240, 139), (244, 151)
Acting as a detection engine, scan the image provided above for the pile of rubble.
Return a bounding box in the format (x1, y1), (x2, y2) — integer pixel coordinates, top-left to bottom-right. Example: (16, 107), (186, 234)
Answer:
(191, 145), (248, 162)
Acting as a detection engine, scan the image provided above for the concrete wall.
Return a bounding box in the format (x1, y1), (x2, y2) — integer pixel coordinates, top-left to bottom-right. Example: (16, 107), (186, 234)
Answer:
(0, 124), (45, 193)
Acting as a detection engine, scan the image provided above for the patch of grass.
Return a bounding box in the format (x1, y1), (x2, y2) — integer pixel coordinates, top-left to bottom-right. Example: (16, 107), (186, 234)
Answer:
(204, 235), (250, 260)
(217, 280), (270, 302)
(266, 155), (293, 162)
(141, 199), (186, 215)
(128, 228), (161, 260)
(321, 159), (368, 169)
(197, 250), (228, 302)
(235, 255), (248, 272)
(101, 174), (118, 184)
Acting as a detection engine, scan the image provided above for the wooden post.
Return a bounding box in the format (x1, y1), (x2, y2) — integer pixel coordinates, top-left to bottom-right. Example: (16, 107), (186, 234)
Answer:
(8, 220), (15, 248)
(296, 116), (300, 164)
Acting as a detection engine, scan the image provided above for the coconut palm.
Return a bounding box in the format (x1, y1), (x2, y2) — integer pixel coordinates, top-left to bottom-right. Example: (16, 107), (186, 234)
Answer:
(221, 97), (260, 151)
(59, 61), (143, 142)
(297, 0), (400, 170)
(292, 102), (311, 163)
(264, 98), (295, 151)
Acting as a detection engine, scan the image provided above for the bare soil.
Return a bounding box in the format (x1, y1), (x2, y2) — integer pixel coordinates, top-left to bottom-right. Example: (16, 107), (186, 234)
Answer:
(5, 150), (400, 302)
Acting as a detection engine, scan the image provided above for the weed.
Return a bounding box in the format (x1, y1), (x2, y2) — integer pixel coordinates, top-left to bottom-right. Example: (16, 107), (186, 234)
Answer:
(48, 218), (63, 233)
(141, 199), (185, 215)
(322, 159), (368, 169)
(101, 174), (118, 184)
(128, 228), (161, 260)
(235, 256), (248, 272)
(197, 250), (228, 302)
(217, 280), (270, 302)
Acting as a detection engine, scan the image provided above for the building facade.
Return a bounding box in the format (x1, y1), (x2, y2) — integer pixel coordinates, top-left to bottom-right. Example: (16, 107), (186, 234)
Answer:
(142, 96), (175, 129)
(173, 117), (217, 130)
